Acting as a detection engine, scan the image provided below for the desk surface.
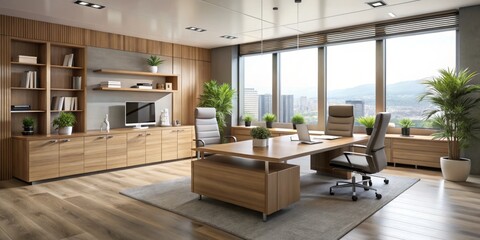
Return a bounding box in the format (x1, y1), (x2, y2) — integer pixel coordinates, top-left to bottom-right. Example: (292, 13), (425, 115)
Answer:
(194, 134), (368, 163)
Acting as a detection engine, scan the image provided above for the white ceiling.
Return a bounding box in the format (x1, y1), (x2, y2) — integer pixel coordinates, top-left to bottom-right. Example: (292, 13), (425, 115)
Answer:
(0, 0), (479, 49)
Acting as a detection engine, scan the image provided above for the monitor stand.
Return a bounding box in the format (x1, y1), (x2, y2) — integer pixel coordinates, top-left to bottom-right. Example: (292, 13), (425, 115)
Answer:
(133, 124), (149, 129)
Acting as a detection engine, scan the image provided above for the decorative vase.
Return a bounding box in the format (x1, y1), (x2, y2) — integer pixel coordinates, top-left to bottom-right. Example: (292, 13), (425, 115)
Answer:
(440, 157), (471, 181)
(104, 114), (110, 132)
(149, 66), (158, 73)
(245, 121), (251, 127)
(366, 127), (373, 135)
(401, 127), (410, 136)
(266, 122), (273, 128)
(58, 126), (73, 135)
(253, 138), (268, 148)
(22, 126), (34, 135)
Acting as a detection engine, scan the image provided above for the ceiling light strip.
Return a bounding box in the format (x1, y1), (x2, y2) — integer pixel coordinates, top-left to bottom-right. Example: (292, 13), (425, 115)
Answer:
(74, 1), (105, 9)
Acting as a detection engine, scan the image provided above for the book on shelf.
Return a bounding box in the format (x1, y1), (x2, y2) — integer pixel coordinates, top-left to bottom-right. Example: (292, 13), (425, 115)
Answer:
(131, 85), (153, 89)
(52, 96), (65, 111)
(15, 55), (37, 64)
(11, 105), (31, 111)
(21, 71), (38, 88)
(64, 97), (72, 111)
(136, 83), (152, 86)
(72, 76), (82, 89)
(63, 54), (74, 67)
(100, 81), (121, 88)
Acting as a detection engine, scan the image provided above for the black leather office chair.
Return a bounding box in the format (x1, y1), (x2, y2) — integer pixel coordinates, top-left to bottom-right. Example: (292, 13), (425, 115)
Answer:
(194, 107), (236, 158)
(325, 105), (354, 137)
(329, 112), (391, 201)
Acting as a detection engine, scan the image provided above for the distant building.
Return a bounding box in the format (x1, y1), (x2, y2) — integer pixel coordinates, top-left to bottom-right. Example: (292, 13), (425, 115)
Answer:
(280, 95), (294, 123)
(244, 88), (258, 120)
(346, 100), (365, 125)
(258, 94), (272, 120)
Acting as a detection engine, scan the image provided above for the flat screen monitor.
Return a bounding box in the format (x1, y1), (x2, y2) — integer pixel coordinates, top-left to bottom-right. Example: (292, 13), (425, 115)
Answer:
(125, 101), (156, 129)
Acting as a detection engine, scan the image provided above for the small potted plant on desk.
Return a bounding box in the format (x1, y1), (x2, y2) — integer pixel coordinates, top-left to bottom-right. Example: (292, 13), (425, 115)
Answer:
(53, 112), (76, 135)
(357, 116), (375, 135)
(291, 113), (305, 129)
(419, 68), (480, 182)
(147, 55), (164, 73)
(251, 126), (271, 148)
(22, 117), (34, 135)
(243, 114), (253, 127)
(263, 113), (276, 128)
(399, 118), (414, 136)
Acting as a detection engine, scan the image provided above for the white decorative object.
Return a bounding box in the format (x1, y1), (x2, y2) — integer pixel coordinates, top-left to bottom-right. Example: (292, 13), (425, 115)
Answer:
(58, 126), (73, 135)
(104, 114), (110, 132)
(253, 138), (268, 148)
(160, 108), (171, 127)
(440, 157), (471, 181)
(149, 66), (158, 73)
(165, 82), (172, 90)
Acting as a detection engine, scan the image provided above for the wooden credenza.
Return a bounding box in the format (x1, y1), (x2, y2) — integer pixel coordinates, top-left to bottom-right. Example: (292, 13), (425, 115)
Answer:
(231, 126), (448, 169)
(13, 126), (194, 182)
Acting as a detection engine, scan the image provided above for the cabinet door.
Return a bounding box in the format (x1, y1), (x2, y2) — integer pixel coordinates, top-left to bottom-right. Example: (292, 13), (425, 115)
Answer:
(59, 138), (84, 176)
(107, 133), (127, 169)
(146, 130), (162, 163)
(177, 128), (193, 159)
(162, 129), (178, 161)
(84, 136), (107, 172)
(127, 132), (146, 166)
(29, 139), (59, 181)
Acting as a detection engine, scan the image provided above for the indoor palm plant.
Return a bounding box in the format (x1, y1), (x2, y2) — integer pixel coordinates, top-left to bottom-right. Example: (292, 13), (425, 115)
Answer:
(146, 55), (164, 73)
(419, 68), (480, 181)
(263, 113), (276, 128)
(291, 113), (305, 129)
(399, 118), (414, 136)
(250, 126), (271, 147)
(198, 80), (235, 139)
(357, 116), (375, 135)
(243, 114), (253, 127)
(53, 112), (76, 135)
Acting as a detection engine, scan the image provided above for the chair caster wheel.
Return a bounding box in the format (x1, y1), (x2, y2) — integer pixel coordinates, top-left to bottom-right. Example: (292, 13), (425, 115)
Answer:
(376, 193), (382, 199)
(369, 180), (373, 186)
(384, 179), (389, 184)
(352, 196), (358, 201)
(364, 187), (369, 191)
(329, 189), (334, 195)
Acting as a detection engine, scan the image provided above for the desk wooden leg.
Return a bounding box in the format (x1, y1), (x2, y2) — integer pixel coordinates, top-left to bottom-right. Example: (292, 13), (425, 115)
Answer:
(310, 148), (351, 179)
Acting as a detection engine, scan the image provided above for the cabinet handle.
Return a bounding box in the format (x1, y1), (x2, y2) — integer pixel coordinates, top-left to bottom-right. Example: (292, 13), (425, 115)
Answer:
(171, 130), (177, 133)
(49, 140), (58, 143)
(97, 136), (106, 139)
(107, 135), (114, 139)
(138, 133), (145, 137)
(146, 133), (152, 136)
(61, 139), (71, 142)
(178, 129), (184, 132)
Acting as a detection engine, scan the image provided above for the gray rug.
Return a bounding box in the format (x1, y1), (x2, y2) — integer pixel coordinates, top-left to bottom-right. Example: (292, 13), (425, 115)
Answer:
(121, 174), (419, 240)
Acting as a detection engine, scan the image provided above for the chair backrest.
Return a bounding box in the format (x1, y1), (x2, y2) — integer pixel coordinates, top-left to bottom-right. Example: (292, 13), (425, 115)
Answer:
(195, 107), (221, 146)
(325, 105), (354, 136)
(272, 122), (293, 129)
(365, 112), (391, 173)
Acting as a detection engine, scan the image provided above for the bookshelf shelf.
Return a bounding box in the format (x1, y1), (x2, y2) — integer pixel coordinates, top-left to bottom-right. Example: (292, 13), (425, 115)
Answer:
(93, 69), (176, 77)
(93, 87), (177, 93)
(11, 87), (46, 91)
(11, 62), (46, 67)
(50, 110), (83, 113)
(51, 65), (84, 70)
(51, 88), (83, 92)
(11, 110), (45, 113)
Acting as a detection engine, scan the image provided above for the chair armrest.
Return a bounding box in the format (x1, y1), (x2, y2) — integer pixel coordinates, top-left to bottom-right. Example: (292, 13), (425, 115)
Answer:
(350, 144), (367, 149)
(193, 139), (205, 147)
(224, 136), (237, 142)
(343, 151), (371, 158)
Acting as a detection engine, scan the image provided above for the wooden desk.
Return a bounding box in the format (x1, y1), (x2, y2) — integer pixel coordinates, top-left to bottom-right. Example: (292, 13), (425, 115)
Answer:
(191, 135), (367, 220)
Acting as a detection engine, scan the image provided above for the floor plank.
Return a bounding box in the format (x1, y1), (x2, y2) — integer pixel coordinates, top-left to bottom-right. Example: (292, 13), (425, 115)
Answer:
(0, 159), (479, 240)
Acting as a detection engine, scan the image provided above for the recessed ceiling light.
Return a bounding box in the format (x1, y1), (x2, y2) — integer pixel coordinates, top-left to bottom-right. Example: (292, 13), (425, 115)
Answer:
(185, 27), (207, 32)
(220, 35), (237, 40)
(74, 1), (105, 9)
(366, 1), (387, 8)
(388, 12), (397, 18)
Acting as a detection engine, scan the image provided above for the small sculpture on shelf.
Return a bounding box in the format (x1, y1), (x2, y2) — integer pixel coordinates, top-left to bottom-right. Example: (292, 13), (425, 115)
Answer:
(160, 109), (171, 127)
(100, 114), (110, 132)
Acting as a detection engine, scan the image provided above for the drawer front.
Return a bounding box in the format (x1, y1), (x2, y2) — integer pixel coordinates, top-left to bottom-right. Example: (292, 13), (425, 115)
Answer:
(29, 140), (59, 181)
(146, 130), (162, 163)
(162, 130), (178, 161)
(107, 133), (127, 169)
(59, 137), (84, 176)
(177, 128), (193, 159)
(84, 136), (106, 172)
(127, 132), (146, 166)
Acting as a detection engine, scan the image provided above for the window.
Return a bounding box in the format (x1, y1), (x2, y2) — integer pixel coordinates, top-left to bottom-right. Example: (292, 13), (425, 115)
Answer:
(242, 54), (272, 121)
(326, 41), (376, 124)
(386, 31), (456, 128)
(279, 48), (318, 124)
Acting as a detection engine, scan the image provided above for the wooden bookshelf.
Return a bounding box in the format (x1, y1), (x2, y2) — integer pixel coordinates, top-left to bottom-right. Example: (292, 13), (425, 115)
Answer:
(93, 87), (177, 93)
(93, 69), (178, 91)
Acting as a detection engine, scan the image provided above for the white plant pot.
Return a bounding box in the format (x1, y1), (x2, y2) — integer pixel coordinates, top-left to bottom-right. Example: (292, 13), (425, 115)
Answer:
(253, 138), (268, 148)
(149, 66), (158, 73)
(58, 126), (73, 135)
(440, 156), (471, 182)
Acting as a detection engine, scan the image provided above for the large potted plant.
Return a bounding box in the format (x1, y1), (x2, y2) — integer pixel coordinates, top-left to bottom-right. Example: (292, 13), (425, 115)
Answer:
(399, 118), (414, 136)
(263, 113), (276, 128)
(419, 68), (480, 181)
(251, 126), (271, 147)
(357, 116), (375, 135)
(53, 112), (76, 135)
(291, 113), (305, 129)
(146, 55), (164, 73)
(198, 80), (235, 139)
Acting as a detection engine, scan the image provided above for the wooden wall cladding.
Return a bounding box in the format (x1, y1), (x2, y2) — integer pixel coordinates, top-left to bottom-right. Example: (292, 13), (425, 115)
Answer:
(0, 35), (12, 180)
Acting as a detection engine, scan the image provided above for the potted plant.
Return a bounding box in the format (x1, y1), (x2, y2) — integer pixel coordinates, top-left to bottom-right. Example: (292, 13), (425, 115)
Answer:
(399, 118), (414, 136)
(251, 126), (271, 147)
(263, 113), (276, 128)
(291, 113), (305, 129)
(22, 117), (34, 135)
(53, 112), (76, 135)
(419, 68), (480, 182)
(243, 114), (253, 127)
(198, 80), (235, 140)
(146, 55), (164, 73)
(357, 116), (375, 135)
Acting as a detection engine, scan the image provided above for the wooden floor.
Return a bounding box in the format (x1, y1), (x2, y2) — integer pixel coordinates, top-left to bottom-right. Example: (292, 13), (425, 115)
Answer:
(0, 159), (479, 240)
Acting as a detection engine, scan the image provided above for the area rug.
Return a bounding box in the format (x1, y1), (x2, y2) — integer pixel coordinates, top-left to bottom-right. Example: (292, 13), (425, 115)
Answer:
(121, 174), (419, 240)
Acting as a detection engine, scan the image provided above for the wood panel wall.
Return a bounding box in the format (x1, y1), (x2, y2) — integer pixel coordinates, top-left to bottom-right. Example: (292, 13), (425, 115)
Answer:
(0, 14), (211, 180)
